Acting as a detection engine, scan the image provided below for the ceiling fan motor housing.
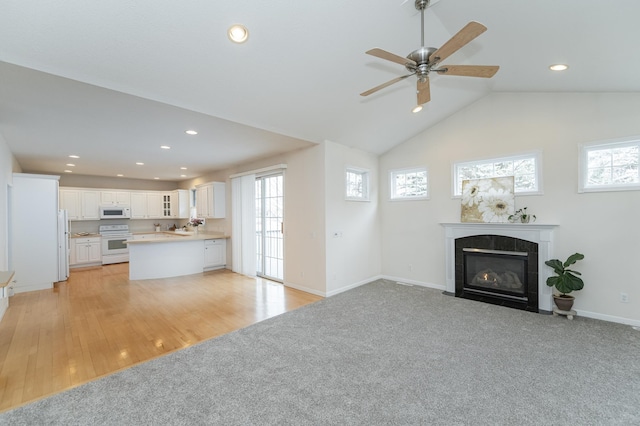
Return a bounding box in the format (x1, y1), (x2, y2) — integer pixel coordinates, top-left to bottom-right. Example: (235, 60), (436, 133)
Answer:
(415, 0), (430, 11)
(406, 47), (438, 77)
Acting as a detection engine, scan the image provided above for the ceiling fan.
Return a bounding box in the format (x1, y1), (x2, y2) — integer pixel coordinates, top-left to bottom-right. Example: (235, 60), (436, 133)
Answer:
(360, 0), (499, 107)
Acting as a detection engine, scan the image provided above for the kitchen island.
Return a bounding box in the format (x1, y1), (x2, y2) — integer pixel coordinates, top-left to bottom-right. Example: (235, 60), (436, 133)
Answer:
(126, 231), (228, 280)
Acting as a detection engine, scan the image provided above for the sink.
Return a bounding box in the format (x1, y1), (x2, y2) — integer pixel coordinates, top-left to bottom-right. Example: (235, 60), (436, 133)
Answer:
(172, 230), (194, 235)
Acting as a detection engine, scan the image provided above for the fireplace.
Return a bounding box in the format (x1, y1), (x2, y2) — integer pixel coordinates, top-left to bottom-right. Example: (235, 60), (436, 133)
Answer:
(455, 235), (539, 312)
(442, 223), (557, 313)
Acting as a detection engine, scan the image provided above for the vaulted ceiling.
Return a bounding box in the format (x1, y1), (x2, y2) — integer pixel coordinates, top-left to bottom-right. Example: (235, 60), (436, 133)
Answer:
(1, 0), (639, 181)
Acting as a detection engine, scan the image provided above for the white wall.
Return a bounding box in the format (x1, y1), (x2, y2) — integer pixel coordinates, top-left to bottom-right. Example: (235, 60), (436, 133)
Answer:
(213, 140), (381, 297)
(0, 134), (16, 271)
(0, 133), (20, 319)
(324, 141), (381, 295)
(201, 145), (328, 295)
(380, 93), (640, 325)
(58, 174), (178, 191)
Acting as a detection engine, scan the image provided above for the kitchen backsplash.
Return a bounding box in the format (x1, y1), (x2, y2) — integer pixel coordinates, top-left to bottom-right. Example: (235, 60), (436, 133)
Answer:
(69, 218), (228, 235)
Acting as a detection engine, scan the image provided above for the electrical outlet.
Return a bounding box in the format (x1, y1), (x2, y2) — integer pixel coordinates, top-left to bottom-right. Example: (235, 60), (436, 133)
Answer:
(620, 293), (629, 303)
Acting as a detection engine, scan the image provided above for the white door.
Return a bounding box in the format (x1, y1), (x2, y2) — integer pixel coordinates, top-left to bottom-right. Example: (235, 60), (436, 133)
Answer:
(255, 173), (284, 282)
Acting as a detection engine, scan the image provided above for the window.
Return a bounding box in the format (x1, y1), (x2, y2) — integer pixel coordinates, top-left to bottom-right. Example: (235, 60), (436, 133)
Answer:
(452, 152), (542, 197)
(390, 167), (428, 200)
(345, 167), (369, 201)
(579, 137), (640, 192)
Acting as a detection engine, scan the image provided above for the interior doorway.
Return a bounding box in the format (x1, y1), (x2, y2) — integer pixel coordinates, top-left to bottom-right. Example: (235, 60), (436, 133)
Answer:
(255, 173), (284, 282)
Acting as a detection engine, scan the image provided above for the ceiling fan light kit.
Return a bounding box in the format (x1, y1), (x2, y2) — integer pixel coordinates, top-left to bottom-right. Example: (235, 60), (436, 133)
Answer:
(549, 64), (569, 71)
(227, 24), (249, 43)
(361, 0), (499, 107)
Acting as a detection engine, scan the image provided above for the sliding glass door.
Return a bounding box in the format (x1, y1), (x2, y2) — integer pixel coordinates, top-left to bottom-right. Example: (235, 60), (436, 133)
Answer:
(255, 173), (284, 282)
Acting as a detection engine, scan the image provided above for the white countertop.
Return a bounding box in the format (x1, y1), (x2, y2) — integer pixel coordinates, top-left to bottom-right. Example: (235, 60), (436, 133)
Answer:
(70, 233), (101, 239)
(126, 231), (229, 244)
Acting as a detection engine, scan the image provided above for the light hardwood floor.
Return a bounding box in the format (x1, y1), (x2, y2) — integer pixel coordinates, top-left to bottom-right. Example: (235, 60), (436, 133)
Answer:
(0, 264), (322, 413)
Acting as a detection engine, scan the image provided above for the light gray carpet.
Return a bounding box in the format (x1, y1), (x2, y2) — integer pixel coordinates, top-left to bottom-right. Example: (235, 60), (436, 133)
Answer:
(1, 280), (639, 425)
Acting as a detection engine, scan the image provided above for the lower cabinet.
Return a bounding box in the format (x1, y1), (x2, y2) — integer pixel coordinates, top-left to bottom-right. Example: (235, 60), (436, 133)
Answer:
(70, 237), (102, 267)
(204, 239), (226, 270)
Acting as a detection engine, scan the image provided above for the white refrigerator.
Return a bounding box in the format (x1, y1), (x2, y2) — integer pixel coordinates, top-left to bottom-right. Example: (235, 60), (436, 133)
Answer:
(12, 173), (63, 292)
(58, 210), (69, 282)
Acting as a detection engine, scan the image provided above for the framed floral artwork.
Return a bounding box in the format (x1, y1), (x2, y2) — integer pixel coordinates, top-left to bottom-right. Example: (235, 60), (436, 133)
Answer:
(460, 176), (515, 223)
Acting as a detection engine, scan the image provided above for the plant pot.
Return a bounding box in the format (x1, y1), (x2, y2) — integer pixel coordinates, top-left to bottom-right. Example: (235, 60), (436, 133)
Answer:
(553, 294), (575, 311)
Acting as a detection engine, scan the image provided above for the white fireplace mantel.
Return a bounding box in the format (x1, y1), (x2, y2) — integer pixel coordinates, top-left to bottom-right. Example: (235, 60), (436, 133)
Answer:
(441, 222), (559, 312)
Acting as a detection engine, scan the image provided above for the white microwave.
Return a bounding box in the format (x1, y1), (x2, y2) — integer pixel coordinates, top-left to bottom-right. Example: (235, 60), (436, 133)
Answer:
(99, 205), (131, 219)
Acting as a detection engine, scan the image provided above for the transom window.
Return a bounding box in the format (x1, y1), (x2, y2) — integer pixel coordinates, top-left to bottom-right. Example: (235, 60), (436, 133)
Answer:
(452, 152), (542, 197)
(345, 167), (369, 201)
(579, 137), (640, 192)
(390, 167), (428, 200)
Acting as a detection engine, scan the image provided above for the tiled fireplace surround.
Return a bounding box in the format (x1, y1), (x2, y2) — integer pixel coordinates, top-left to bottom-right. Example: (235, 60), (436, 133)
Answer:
(442, 223), (558, 313)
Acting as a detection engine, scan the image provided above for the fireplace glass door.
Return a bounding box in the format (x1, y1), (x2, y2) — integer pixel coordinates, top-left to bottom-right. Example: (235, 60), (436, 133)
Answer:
(463, 248), (528, 299)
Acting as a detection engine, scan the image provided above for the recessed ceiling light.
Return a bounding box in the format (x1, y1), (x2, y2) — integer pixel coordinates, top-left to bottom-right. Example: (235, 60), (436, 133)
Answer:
(160, 145), (171, 150)
(64, 170), (73, 173)
(185, 130), (198, 135)
(228, 24), (249, 43)
(154, 177), (160, 180)
(136, 162), (144, 165)
(412, 105), (423, 113)
(549, 64), (569, 71)
(117, 174), (124, 177)
(180, 167), (187, 170)
(69, 155), (80, 159)
(180, 174), (187, 178)
(66, 163), (75, 167)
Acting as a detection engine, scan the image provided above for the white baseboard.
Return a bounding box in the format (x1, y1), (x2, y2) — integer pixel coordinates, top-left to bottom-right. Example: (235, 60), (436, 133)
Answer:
(380, 275), (446, 291)
(13, 282), (53, 294)
(285, 275), (445, 298)
(575, 309), (640, 328)
(283, 281), (326, 297)
(325, 275), (385, 297)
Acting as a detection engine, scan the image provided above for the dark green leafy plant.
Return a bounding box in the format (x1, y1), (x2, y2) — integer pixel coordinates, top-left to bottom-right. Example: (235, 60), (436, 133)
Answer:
(545, 253), (585, 295)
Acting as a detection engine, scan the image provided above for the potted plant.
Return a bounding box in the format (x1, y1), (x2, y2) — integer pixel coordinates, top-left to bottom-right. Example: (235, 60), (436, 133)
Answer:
(545, 252), (584, 311)
(188, 217), (204, 234)
(508, 207), (536, 223)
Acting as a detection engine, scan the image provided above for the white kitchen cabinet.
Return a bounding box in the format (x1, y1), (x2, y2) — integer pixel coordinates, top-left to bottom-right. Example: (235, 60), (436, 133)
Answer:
(131, 192), (163, 219)
(59, 189), (81, 220)
(196, 182), (225, 219)
(59, 188), (100, 220)
(71, 237), (102, 266)
(147, 193), (163, 218)
(101, 191), (131, 205)
(162, 194), (171, 218)
(81, 190), (101, 220)
(168, 190), (190, 218)
(130, 192), (147, 219)
(61, 187), (188, 220)
(204, 239), (226, 269)
(69, 239), (76, 264)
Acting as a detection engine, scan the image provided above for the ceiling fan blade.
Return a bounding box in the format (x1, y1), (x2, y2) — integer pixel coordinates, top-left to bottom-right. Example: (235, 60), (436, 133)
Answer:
(430, 21), (487, 65)
(366, 48), (417, 67)
(360, 74), (415, 97)
(436, 65), (499, 78)
(417, 79), (430, 105)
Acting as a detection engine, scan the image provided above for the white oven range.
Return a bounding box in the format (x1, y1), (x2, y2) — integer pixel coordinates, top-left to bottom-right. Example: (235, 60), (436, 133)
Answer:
(99, 224), (132, 264)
